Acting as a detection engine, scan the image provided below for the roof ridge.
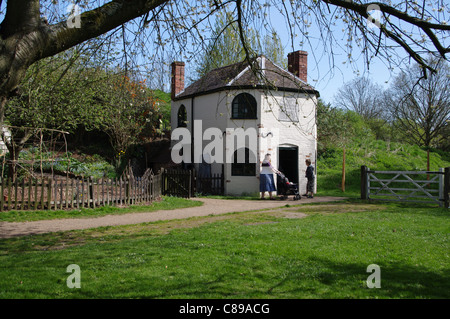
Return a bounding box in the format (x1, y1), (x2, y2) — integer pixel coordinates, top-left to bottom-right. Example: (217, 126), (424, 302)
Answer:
(174, 55), (319, 100)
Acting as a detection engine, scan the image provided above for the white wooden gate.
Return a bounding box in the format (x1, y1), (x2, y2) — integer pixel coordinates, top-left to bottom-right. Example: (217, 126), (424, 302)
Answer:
(361, 166), (449, 208)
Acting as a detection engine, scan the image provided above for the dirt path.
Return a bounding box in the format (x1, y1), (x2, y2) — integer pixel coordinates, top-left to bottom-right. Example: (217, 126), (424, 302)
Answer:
(0, 196), (346, 239)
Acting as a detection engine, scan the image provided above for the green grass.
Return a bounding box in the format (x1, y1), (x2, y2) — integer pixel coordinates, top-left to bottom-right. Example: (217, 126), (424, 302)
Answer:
(0, 196), (202, 222)
(200, 194), (261, 200)
(0, 201), (448, 299)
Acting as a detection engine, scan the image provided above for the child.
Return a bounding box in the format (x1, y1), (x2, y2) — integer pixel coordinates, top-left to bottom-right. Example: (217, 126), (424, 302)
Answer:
(305, 159), (315, 198)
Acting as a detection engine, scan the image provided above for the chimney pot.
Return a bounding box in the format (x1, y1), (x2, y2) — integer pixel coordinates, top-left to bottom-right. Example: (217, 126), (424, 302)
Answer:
(171, 61), (185, 100)
(288, 51), (308, 83)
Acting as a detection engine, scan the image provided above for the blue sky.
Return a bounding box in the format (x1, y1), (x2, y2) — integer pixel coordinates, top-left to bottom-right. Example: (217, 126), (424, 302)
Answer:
(303, 47), (395, 105)
(269, 10), (399, 105)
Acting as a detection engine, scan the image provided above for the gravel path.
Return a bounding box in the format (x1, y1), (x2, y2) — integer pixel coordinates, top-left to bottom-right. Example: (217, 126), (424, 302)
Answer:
(0, 196), (346, 239)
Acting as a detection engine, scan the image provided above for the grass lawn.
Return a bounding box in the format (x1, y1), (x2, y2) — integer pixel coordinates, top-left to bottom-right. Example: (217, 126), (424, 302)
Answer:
(0, 200), (448, 299)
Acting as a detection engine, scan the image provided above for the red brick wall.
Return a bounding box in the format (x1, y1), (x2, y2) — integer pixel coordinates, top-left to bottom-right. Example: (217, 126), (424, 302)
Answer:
(287, 51), (308, 83)
(171, 61), (185, 100)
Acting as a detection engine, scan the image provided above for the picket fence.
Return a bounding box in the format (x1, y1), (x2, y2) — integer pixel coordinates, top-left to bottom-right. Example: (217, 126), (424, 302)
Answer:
(0, 168), (162, 211)
(0, 167), (226, 211)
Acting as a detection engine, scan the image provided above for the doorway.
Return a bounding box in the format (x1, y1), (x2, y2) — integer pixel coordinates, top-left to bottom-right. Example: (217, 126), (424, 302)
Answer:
(278, 147), (299, 184)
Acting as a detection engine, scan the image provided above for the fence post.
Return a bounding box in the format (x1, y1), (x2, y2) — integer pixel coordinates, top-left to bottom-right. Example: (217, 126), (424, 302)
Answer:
(47, 178), (52, 210)
(127, 175), (132, 205)
(222, 164), (225, 195)
(361, 166), (368, 200)
(81, 177), (85, 208)
(189, 169), (192, 198)
(160, 168), (165, 196)
(7, 178), (11, 210)
(192, 168), (197, 196)
(34, 179), (38, 210)
(149, 173), (153, 202)
(439, 168), (444, 207)
(40, 178), (45, 209)
(445, 167), (449, 209)
(65, 176), (69, 209)
(89, 177), (95, 209)
(14, 178), (18, 210)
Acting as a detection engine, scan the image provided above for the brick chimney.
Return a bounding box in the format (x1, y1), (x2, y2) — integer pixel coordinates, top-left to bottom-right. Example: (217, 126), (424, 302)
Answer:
(171, 61), (185, 100)
(287, 51), (308, 83)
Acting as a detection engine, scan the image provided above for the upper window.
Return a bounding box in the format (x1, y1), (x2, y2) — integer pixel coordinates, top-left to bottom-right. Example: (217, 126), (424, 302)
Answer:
(279, 97), (299, 122)
(231, 147), (256, 176)
(177, 105), (187, 127)
(232, 93), (257, 119)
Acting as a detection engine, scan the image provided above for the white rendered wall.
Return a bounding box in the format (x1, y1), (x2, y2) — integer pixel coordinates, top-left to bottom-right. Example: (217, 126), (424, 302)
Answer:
(171, 88), (317, 196)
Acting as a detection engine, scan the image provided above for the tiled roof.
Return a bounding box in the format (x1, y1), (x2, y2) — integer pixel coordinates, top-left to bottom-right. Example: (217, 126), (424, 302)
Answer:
(173, 56), (319, 100)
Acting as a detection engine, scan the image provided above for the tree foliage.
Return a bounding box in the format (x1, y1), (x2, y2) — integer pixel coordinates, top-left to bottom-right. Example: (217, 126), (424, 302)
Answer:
(4, 52), (103, 132)
(93, 72), (164, 167)
(2, 50), (166, 176)
(194, 9), (286, 80)
(385, 58), (450, 149)
(333, 77), (385, 120)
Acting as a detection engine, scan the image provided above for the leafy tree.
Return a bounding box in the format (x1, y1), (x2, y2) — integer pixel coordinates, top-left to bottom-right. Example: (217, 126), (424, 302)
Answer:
(194, 9), (286, 79)
(334, 77), (385, 120)
(93, 72), (164, 170)
(2, 51), (165, 178)
(1, 52), (106, 180)
(384, 58), (450, 149)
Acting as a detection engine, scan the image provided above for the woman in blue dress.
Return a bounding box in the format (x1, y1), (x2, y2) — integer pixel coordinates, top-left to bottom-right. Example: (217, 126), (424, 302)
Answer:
(260, 154), (280, 200)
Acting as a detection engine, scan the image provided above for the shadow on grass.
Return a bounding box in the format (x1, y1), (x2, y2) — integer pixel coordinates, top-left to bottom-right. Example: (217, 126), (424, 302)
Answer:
(265, 256), (450, 299)
(63, 255), (450, 299)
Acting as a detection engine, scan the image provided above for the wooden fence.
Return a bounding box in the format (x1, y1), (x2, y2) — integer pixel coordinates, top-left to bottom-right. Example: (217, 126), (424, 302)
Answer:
(0, 166), (225, 211)
(160, 167), (225, 198)
(0, 169), (162, 211)
(161, 168), (192, 198)
(361, 166), (449, 208)
(195, 171), (224, 195)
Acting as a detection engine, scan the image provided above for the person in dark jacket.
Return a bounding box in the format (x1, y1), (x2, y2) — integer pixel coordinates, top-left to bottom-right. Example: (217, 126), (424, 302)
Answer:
(305, 159), (315, 198)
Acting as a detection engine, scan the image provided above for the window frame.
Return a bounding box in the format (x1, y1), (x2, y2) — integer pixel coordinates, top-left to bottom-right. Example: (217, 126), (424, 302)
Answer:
(177, 104), (187, 127)
(231, 147), (256, 176)
(231, 93), (257, 120)
(278, 97), (299, 122)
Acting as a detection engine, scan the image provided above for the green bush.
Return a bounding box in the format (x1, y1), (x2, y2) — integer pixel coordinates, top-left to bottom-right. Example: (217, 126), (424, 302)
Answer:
(10, 148), (118, 179)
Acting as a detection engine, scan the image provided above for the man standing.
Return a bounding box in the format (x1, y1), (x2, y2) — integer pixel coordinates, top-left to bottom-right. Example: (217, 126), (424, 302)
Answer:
(305, 159), (315, 199)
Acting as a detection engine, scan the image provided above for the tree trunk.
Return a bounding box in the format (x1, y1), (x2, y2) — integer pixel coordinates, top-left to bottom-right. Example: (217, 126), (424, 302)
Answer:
(341, 146), (346, 192)
(0, 0), (168, 118)
(6, 146), (22, 182)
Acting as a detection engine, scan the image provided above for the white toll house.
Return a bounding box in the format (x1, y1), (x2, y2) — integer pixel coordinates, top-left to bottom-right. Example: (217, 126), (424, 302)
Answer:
(171, 51), (319, 196)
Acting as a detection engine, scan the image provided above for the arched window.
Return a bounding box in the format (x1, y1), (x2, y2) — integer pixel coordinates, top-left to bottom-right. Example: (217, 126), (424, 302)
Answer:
(231, 93), (257, 119)
(231, 147), (256, 176)
(177, 105), (187, 127)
